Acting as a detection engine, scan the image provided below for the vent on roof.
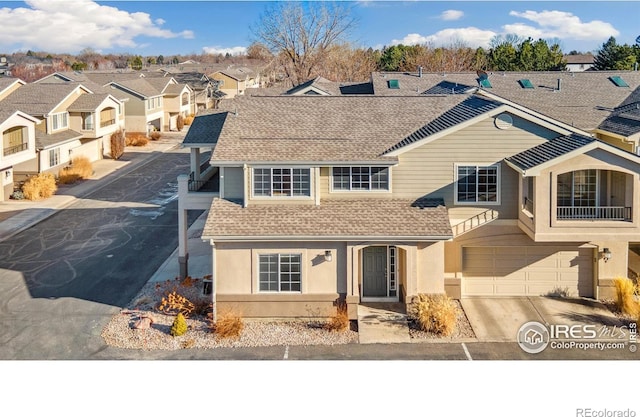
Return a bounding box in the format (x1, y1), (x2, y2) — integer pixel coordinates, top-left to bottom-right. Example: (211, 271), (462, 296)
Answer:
(518, 79), (534, 89)
(610, 76), (629, 87)
(388, 79), (400, 89)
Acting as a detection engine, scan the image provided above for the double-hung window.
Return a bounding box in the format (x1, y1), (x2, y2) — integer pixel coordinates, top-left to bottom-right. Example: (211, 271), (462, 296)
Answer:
(259, 254), (302, 292)
(332, 167), (389, 191)
(253, 168), (311, 197)
(456, 164), (499, 204)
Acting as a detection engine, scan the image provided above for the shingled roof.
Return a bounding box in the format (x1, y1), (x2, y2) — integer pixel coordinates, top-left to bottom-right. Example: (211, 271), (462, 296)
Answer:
(370, 71), (640, 132)
(210, 95), (470, 163)
(35, 129), (83, 149)
(67, 93), (113, 111)
(203, 197), (452, 241)
(1, 83), (89, 116)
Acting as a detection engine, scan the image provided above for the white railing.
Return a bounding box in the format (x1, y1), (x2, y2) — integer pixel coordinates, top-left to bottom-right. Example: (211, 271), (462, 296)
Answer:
(452, 209), (498, 236)
(557, 206), (631, 221)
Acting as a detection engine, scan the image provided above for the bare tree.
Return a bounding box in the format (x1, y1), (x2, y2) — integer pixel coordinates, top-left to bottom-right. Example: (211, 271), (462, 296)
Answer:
(251, 2), (356, 85)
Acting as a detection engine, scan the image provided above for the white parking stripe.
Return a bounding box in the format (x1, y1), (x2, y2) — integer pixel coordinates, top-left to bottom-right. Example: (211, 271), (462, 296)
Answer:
(283, 345), (289, 360)
(461, 343), (473, 361)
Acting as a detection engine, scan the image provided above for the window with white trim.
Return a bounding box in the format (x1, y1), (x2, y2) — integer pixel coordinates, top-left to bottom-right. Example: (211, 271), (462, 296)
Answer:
(332, 167), (389, 191)
(455, 164), (499, 204)
(49, 148), (60, 168)
(50, 112), (68, 130)
(81, 112), (94, 130)
(253, 168), (311, 197)
(259, 254), (302, 292)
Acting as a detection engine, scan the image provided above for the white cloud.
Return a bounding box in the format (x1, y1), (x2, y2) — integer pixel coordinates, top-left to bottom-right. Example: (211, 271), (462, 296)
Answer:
(0, 0), (194, 53)
(440, 10), (464, 21)
(507, 10), (619, 40)
(202, 46), (247, 56)
(388, 9), (619, 51)
(392, 27), (496, 49)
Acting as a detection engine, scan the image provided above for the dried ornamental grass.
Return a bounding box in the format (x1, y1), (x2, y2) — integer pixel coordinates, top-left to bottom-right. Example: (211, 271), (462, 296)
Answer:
(58, 156), (93, 184)
(211, 309), (244, 338)
(613, 277), (640, 318)
(22, 173), (57, 200)
(412, 293), (459, 336)
(125, 133), (149, 147)
(324, 302), (349, 332)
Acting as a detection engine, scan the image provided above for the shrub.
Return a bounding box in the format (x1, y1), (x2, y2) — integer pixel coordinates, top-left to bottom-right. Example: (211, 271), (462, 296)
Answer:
(157, 290), (195, 317)
(613, 277), (640, 317)
(411, 293), (458, 336)
(125, 132), (149, 147)
(170, 313), (188, 337)
(176, 114), (184, 131)
(110, 129), (125, 160)
(324, 301), (349, 332)
(10, 190), (24, 200)
(184, 115), (194, 125)
(211, 309), (244, 338)
(58, 156), (93, 184)
(21, 173), (57, 200)
(149, 131), (161, 141)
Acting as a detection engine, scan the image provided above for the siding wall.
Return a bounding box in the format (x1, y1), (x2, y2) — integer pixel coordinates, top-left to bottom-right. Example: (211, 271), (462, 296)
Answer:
(390, 114), (559, 219)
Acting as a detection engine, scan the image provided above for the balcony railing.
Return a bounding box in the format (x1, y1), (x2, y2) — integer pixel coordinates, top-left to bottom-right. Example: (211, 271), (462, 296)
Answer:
(3, 142), (28, 156)
(557, 206), (632, 221)
(100, 118), (116, 128)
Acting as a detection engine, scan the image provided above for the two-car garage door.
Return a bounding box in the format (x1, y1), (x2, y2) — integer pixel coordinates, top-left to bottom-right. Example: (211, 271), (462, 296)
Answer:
(462, 246), (594, 297)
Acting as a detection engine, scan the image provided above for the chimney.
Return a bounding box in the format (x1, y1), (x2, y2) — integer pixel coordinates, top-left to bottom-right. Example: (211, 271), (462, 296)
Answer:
(418, 66), (423, 78)
(557, 78), (562, 91)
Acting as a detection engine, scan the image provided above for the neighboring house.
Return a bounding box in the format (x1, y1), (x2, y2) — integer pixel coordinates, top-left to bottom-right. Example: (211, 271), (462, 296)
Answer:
(160, 71), (225, 112)
(37, 71), (191, 133)
(0, 77), (25, 101)
(0, 82), (125, 178)
(564, 54), (595, 72)
(144, 77), (192, 130)
(210, 66), (261, 98)
(176, 68), (640, 320)
(104, 79), (166, 133)
(0, 108), (39, 200)
(284, 76), (374, 96)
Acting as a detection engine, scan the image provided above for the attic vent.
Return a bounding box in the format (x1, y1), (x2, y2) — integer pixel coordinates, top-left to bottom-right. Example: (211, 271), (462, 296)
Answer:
(610, 76), (629, 87)
(388, 79), (400, 89)
(479, 78), (492, 88)
(518, 79), (534, 89)
(495, 113), (513, 130)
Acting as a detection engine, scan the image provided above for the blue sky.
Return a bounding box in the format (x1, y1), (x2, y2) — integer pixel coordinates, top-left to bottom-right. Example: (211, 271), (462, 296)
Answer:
(0, 1), (638, 56)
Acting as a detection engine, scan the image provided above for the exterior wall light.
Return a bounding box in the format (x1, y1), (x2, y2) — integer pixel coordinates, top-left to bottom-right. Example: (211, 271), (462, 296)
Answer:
(600, 248), (612, 263)
(324, 250), (333, 262)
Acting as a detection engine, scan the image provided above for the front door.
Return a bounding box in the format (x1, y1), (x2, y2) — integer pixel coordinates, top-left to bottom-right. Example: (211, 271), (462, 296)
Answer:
(363, 246), (388, 298)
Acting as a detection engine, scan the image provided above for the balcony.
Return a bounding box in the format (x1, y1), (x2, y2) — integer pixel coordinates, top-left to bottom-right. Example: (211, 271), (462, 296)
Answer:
(557, 206), (632, 221)
(3, 142), (28, 156)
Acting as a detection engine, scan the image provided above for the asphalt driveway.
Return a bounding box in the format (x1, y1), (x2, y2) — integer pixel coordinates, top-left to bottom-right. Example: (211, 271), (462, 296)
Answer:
(461, 297), (627, 342)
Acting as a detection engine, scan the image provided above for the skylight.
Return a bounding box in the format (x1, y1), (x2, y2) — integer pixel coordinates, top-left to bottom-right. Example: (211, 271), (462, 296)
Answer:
(610, 76), (629, 87)
(479, 78), (492, 88)
(388, 79), (400, 89)
(518, 79), (534, 89)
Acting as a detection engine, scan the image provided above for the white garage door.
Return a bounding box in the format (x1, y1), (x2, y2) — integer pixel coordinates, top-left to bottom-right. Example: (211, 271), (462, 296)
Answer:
(462, 246), (594, 297)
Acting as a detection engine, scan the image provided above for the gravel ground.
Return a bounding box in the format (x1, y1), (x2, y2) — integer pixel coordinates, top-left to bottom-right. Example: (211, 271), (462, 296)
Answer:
(101, 278), (358, 350)
(101, 278), (475, 350)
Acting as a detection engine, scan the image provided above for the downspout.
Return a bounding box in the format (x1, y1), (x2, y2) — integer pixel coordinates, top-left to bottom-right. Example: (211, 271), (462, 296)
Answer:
(210, 239), (217, 322)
